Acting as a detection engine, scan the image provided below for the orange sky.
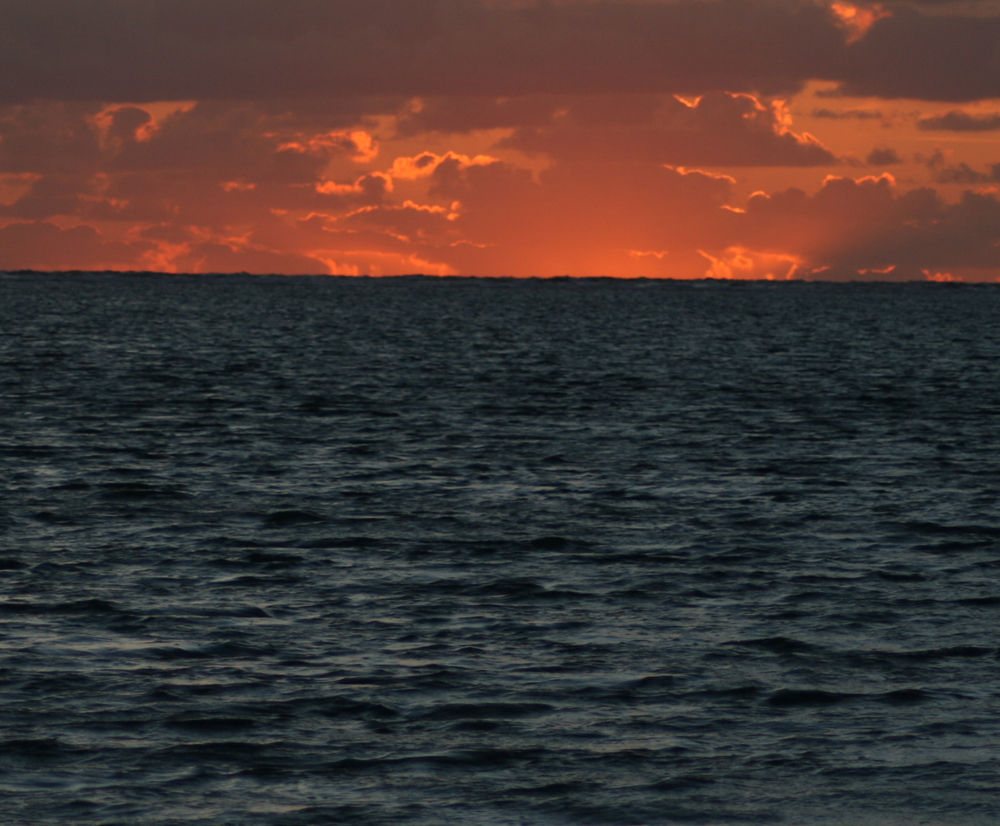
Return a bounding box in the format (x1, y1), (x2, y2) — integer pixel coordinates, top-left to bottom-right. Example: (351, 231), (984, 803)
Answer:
(3, 0), (1000, 280)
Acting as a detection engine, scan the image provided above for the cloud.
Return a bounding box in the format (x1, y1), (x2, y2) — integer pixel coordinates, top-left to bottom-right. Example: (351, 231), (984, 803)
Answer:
(498, 92), (837, 167)
(0, 1), (996, 106)
(837, 9), (1000, 101)
(331, 201), (461, 246)
(395, 95), (564, 136)
(3, 1), (1000, 281)
(412, 152), (741, 276)
(389, 151), (498, 180)
(0, 0), (894, 102)
(170, 241), (332, 275)
(866, 147), (902, 166)
(738, 174), (1000, 278)
(933, 162), (1000, 184)
(6, 156), (1000, 280)
(811, 107), (884, 119)
(0, 101), (395, 227)
(0, 103), (104, 175)
(917, 110), (1000, 131)
(922, 148), (1000, 184)
(0, 221), (148, 271)
(0, 101), (381, 181)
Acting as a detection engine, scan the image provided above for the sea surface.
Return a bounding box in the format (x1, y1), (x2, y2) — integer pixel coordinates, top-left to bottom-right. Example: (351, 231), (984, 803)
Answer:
(2, 273), (1000, 826)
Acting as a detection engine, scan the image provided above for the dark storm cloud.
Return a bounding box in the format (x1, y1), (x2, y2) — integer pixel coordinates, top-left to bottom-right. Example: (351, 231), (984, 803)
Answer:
(1, 1), (995, 105)
(0, 0), (837, 100)
(838, 9), (1000, 101)
(0, 0), (961, 104)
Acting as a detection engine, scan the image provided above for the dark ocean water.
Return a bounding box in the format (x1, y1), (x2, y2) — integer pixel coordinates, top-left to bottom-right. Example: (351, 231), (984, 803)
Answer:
(2, 273), (1000, 826)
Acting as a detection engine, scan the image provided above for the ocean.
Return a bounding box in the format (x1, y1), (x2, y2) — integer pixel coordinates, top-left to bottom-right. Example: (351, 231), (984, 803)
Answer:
(2, 273), (999, 825)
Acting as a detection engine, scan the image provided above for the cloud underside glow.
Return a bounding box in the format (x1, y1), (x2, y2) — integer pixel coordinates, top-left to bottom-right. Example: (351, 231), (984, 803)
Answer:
(3, 0), (1000, 280)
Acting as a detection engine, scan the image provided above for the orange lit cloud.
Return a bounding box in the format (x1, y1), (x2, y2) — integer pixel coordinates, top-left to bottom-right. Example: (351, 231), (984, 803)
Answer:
(276, 130), (379, 163)
(830, 3), (891, 44)
(389, 151), (499, 180)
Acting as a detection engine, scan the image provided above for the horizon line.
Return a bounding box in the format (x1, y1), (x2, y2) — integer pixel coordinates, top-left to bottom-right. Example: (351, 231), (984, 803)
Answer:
(0, 269), (990, 286)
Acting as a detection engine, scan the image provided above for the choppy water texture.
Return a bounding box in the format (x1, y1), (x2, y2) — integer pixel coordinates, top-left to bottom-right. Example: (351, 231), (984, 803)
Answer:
(2, 274), (1000, 826)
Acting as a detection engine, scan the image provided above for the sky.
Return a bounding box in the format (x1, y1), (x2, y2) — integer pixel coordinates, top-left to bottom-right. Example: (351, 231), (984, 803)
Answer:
(2, 0), (1000, 280)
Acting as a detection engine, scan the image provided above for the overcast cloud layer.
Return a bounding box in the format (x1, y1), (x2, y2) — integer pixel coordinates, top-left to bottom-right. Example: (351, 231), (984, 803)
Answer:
(2, 0), (1000, 279)
(3, 0), (1000, 102)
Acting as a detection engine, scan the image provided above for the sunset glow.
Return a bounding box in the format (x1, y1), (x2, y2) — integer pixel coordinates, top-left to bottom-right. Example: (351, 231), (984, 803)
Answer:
(829, 2), (891, 44)
(3, 0), (1000, 280)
